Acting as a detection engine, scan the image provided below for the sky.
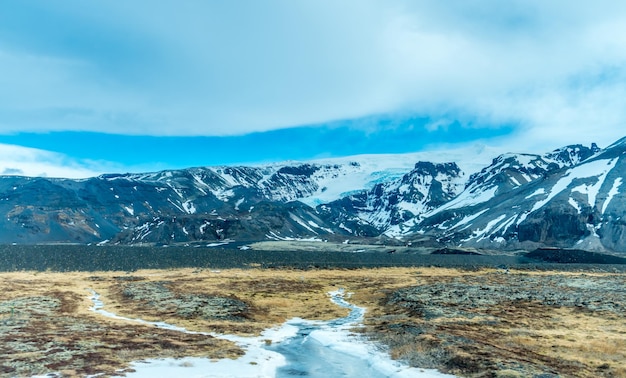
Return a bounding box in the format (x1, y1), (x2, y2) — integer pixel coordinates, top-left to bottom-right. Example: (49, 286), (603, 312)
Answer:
(1, 0), (626, 178)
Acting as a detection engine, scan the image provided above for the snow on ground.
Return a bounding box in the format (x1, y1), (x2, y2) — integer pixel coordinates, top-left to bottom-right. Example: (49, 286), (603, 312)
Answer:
(166, 197), (186, 213)
(570, 159), (616, 208)
(289, 214), (318, 234)
(205, 241), (231, 247)
(182, 200), (197, 214)
(89, 289), (456, 378)
(491, 214), (518, 235)
(307, 220), (335, 234)
(90, 290), (292, 378)
(265, 231), (324, 242)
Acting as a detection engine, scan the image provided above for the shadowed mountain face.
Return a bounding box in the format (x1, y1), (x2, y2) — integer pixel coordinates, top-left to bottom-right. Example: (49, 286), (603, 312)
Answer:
(0, 163), (371, 245)
(1, 138), (625, 253)
(412, 140), (625, 252)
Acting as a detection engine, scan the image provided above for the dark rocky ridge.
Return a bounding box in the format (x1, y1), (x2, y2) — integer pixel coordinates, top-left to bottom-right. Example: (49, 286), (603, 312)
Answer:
(413, 140), (626, 253)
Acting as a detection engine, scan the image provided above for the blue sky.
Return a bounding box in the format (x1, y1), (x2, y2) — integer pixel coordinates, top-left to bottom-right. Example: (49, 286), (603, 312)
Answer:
(1, 1), (626, 177)
(0, 116), (515, 170)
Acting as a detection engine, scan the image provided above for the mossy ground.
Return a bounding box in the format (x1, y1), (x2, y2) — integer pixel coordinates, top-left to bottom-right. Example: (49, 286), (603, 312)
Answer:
(0, 267), (624, 377)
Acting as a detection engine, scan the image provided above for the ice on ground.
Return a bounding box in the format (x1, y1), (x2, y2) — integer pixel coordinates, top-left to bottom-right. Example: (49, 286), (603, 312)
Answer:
(91, 290), (291, 378)
(117, 355), (283, 378)
(268, 289), (455, 378)
(89, 288), (456, 378)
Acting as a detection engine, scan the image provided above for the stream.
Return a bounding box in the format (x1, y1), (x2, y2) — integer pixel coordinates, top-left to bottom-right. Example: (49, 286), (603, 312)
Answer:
(88, 289), (455, 378)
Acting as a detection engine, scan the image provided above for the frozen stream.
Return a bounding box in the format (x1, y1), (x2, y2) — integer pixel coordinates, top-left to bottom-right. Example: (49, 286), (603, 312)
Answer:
(88, 289), (455, 378)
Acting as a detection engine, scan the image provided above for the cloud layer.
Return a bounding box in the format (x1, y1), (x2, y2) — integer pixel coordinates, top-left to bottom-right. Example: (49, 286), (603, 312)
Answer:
(0, 1), (625, 152)
(0, 143), (110, 178)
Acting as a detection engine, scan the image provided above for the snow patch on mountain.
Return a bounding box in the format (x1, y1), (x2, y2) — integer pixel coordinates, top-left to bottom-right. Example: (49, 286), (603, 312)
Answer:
(461, 214), (507, 243)
(568, 198), (582, 214)
(428, 186), (498, 217)
(602, 178), (622, 214)
(531, 158), (617, 213)
(182, 200), (196, 214)
(571, 160), (617, 208)
(450, 209), (490, 230)
(525, 188), (545, 199)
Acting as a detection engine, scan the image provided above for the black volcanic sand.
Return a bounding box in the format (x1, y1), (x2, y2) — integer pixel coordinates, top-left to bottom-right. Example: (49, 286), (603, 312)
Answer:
(526, 248), (626, 264)
(0, 244), (624, 272)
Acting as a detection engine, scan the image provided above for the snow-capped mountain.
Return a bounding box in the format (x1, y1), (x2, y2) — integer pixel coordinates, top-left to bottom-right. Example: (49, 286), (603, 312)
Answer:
(0, 138), (625, 253)
(464, 143), (600, 196)
(0, 158), (421, 244)
(317, 161), (465, 235)
(413, 140), (624, 251)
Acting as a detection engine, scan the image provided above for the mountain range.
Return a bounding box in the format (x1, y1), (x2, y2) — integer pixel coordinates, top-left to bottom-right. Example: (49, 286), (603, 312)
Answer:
(1, 137), (625, 253)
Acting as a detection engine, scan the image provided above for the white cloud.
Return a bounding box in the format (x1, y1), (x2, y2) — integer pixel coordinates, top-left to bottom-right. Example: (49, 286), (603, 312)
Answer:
(0, 144), (113, 178)
(0, 0), (625, 150)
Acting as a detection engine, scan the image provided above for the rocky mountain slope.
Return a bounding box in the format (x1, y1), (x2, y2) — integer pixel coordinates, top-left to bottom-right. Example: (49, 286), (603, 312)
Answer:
(0, 138), (625, 253)
(317, 161), (466, 236)
(412, 141), (624, 251)
(0, 161), (395, 245)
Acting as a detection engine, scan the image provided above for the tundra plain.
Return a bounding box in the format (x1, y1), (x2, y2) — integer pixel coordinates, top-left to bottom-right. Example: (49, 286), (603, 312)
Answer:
(0, 266), (624, 377)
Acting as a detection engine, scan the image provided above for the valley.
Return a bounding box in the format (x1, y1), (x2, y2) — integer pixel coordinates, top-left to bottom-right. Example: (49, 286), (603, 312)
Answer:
(2, 4), (625, 378)
(1, 264), (624, 377)
(1, 137), (625, 377)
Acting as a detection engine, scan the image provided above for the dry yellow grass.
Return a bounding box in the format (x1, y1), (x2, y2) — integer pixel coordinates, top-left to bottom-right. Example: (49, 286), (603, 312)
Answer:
(364, 269), (626, 377)
(0, 267), (624, 377)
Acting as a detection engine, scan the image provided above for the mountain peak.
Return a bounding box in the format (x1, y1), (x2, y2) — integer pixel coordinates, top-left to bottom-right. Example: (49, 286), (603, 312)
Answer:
(544, 143), (600, 166)
(412, 161), (462, 176)
(2, 136), (626, 252)
(608, 136), (626, 148)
